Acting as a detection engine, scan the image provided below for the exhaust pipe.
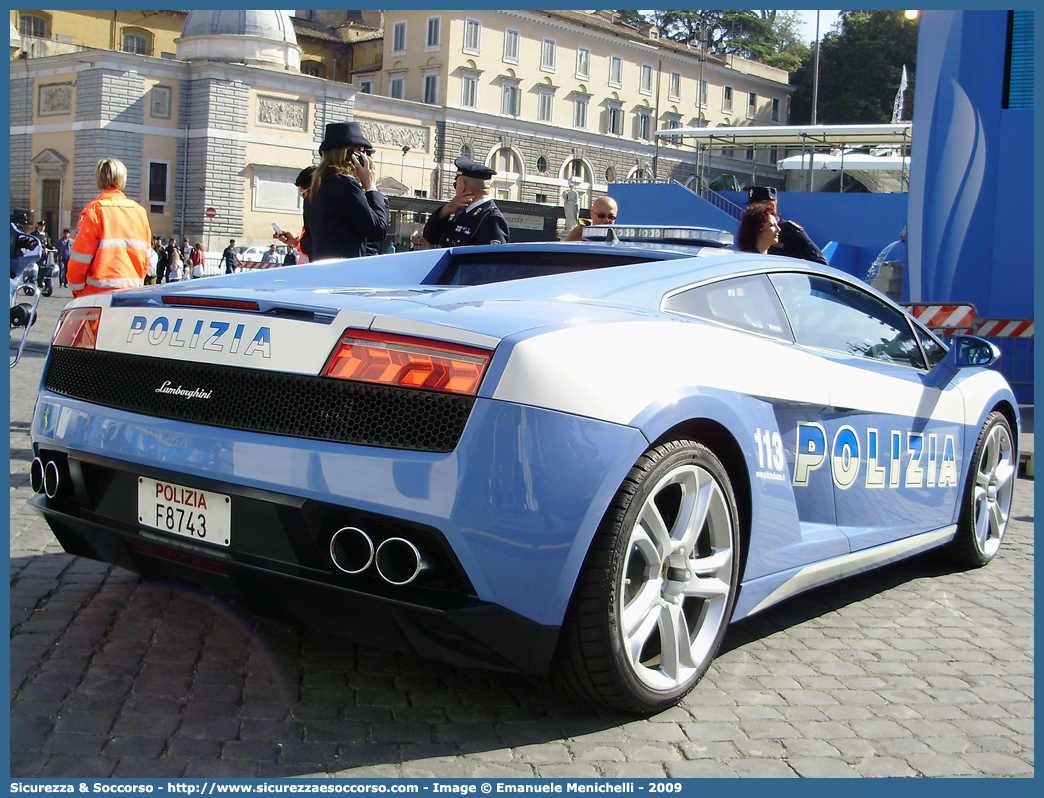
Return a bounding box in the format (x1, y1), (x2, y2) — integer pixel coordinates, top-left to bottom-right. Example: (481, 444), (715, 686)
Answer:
(329, 527), (374, 575)
(30, 458), (45, 494)
(44, 460), (61, 498)
(375, 537), (430, 586)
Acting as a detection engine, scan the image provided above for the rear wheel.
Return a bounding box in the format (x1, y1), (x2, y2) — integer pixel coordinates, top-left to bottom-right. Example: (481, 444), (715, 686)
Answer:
(948, 411), (1016, 567)
(551, 440), (740, 714)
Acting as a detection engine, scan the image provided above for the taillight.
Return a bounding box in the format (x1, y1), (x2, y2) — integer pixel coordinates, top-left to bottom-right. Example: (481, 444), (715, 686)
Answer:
(322, 329), (492, 396)
(53, 307), (101, 349)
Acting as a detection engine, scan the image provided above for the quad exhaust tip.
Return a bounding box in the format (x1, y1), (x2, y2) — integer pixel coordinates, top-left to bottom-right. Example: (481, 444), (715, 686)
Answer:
(44, 460), (60, 498)
(375, 537), (430, 586)
(30, 457), (44, 494)
(329, 526), (374, 575)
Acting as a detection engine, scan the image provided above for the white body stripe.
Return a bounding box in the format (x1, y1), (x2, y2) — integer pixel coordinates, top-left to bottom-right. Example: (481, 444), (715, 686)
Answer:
(97, 238), (151, 250)
(69, 251), (92, 263)
(86, 276), (143, 288)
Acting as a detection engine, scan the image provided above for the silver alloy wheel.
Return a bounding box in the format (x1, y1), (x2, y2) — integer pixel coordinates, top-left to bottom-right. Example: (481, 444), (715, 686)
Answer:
(972, 420), (1015, 558)
(618, 462), (734, 692)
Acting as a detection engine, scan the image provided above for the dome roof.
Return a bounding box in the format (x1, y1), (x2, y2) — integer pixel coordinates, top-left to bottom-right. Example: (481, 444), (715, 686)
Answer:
(181, 10), (297, 44)
(177, 10), (300, 71)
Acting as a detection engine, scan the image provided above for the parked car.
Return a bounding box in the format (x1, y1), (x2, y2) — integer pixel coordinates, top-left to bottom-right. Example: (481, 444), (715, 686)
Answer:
(28, 226), (1018, 713)
(236, 244), (289, 269)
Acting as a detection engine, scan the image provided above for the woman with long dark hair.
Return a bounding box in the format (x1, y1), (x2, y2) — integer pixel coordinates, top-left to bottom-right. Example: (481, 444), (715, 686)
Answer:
(301, 123), (388, 260)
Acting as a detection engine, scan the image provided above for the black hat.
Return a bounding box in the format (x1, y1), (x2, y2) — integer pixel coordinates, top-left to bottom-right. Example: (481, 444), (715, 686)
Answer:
(746, 186), (777, 205)
(454, 156), (496, 180)
(319, 121), (373, 154)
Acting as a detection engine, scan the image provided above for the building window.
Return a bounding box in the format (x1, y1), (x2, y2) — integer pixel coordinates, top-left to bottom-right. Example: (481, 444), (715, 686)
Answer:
(535, 193), (548, 204)
(122, 33), (149, 55)
(459, 143), (472, 159)
(536, 156), (548, 172)
(607, 104), (624, 135)
(464, 18), (481, 54)
(573, 96), (589, 129)
(609, 56), (623, 87)
(771, 97), (781, 122)
(745, 147), (755, 161)
(722, 86), (733, 113)
(567, 159), (591, 184)
(666, 116), (681, 130)
(640, 64), (654, 94)
(637, 111), (652, 141)
(461, 73), (478, 108)
(496, 148), (519, 174)
(576, 47), (590, 79)
(769, 147), (779, 165)
(697, 79), (708, 108)
(747, 91), (758, 118)
(423, 73), (439, 105)
(426, 16), (441, 49)
(538, 90), (554, 122)
(501, 82), (520, 116)
(668, 71), (681, 101)
(389, 76), (405, 100)
(301, 61), (325, 78)
(358, 79), (373, 94)
(606, 166), (616, 183)
(19, 13), (47, 38)
(392, 21), (407, 54)
(503, 28), (520, 63)
(541, 38), (557, 71)
(148, 161), (168, 204)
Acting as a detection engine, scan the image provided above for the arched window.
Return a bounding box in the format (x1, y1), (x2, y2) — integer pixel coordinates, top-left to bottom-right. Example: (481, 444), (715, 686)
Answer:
(536, 156), (547, 173)
(122, 33), (149, 55)
(495, 147), (519, 174)
(459, 143), (472, 159)
(564, 158), (591, 185)
(19, 13), (48, 38)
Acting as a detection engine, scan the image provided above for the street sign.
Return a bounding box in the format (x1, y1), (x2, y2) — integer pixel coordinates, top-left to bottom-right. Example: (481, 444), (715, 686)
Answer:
(205, 207), (217, 218)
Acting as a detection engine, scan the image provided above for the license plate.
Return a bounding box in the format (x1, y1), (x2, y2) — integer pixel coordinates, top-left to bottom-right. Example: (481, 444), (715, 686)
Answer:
(137, 477), (231, 547)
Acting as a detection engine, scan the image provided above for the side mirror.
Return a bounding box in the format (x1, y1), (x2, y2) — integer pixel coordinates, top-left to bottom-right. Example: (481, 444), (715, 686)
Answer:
(949, 334), (1000, 368)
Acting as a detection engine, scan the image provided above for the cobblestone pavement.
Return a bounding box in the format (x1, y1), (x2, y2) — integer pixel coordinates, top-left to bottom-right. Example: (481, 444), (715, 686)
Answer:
(10, 286), (1034, 778)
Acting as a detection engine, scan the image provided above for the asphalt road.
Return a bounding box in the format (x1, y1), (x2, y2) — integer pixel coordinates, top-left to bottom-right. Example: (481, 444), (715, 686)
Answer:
(9, 285), (1034, 778)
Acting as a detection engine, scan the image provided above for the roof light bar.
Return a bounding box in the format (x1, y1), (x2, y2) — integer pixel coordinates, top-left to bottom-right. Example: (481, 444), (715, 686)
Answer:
(581, 225), (734, 248)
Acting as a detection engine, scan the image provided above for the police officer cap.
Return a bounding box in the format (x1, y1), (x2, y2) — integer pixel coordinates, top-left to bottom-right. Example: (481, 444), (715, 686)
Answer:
(746, 186), (777, 205)
(454, 156), (496, 180)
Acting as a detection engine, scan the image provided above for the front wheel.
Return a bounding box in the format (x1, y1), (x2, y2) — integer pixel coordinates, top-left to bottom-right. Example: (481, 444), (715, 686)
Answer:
(948, 411), (1016, 567)
(551, 440), (740, 714)
(40, 281), (52, 298)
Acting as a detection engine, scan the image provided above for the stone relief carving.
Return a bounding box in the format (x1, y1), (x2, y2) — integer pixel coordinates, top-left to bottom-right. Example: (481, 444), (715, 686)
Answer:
(38, 84), (72, 117)
(356, 119), (429, 153)
(150, 86), (171, 119)
(257, 96), (307, 131)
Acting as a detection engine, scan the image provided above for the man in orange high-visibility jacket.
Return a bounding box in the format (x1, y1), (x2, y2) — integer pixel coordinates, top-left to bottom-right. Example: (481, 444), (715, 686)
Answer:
(68, 158), (152, 297)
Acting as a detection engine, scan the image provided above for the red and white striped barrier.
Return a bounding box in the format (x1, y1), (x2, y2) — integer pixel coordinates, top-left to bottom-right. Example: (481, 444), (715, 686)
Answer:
(973, 319), (1034, 338)
(903, 304), (978, 334)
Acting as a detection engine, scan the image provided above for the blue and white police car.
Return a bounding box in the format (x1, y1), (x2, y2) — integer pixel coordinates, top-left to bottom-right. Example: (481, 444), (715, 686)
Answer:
(29, 227), (1018, 713)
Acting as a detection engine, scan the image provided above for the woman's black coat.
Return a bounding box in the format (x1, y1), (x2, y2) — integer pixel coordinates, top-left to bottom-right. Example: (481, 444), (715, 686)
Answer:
(301, 173), (388, 260)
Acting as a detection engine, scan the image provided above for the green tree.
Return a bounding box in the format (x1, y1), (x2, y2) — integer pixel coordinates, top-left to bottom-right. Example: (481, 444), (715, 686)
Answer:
(791, 10), (918, 124)
(763, 10), (811, 74)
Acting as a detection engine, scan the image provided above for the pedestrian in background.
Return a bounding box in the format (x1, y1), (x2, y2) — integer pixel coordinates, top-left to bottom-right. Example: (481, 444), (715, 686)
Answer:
(301, 122), (388, 261)
(260, 244), (278, 267)
(564, 195), (618, 241)
(56, 228), (72, 287)
(68, 158), (151, 297)
(736, 202), (780, 254)
(191, 242), (205, 277)
(275, 166), (315, 264)
(221, 239), (241, 274)
(745, 186), (827, 265)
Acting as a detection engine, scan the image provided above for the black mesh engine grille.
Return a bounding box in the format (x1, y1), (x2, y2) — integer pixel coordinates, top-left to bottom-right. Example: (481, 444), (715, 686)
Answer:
(44, 347), (475, 453)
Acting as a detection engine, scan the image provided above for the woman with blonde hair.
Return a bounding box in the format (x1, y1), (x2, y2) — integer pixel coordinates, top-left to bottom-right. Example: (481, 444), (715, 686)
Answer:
(301, 122), (388, 260)
(67, 158), (152, 297)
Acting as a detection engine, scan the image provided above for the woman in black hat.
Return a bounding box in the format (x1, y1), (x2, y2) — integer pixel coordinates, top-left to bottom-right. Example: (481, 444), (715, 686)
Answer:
(301, 122), (389, 261)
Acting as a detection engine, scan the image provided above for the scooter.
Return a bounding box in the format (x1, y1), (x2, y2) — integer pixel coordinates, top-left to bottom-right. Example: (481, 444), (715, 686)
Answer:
(20, 246), (55, 297)
(11, 223), (42, 368)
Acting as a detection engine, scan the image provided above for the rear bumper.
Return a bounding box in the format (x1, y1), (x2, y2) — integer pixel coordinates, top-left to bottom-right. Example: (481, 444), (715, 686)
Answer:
(31, 487), (561, 675)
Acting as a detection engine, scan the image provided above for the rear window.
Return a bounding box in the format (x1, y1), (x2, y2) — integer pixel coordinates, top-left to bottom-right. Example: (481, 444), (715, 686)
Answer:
(436, 251), (669, 286)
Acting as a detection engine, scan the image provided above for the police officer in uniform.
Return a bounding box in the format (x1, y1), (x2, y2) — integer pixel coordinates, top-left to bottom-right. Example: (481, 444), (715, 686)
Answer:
(423, 157), (510, 247)
(746, 186), (827, 265)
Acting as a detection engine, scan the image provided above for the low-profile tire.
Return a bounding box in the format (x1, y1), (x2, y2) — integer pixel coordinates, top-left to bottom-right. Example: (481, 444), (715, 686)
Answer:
(948, 411), (1016, 568)
(550, 439), (740, 714)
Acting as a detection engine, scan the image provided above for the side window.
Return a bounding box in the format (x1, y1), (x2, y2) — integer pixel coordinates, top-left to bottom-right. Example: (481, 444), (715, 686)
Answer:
(664, 274), (793, 341)
(769, 272), (926, 368)
(913, 325), (947, 368)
